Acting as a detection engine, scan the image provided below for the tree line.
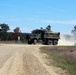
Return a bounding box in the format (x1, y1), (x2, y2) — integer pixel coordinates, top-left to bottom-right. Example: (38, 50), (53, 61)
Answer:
(0, 23), (21, 41)
(0, 24), (52, 41)
(0, 23), (76, 41)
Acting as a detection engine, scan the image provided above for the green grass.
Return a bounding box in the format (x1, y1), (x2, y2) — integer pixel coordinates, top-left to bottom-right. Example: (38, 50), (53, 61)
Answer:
(40, 46), (76, 75)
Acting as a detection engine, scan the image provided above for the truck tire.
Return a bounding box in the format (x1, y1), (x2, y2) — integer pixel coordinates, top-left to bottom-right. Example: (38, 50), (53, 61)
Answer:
(47, 40), (53, 45)
(33, 39), (37, 45)
(53, 40), (58, 45)
(28, 40), (32, 44)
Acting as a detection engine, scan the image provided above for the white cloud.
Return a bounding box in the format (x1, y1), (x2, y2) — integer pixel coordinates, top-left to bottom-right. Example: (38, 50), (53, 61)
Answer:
(37, 11), (48, 14)
(53, 8), (65, 13)
(25, 18), (34, 20)
(49, 7), (66, 13)
(0, 16), (5, 18)
(0, 4), (25, 8)
(7, 18), (20, 22)
(43, 20), (76, 25)
(0, 16), (19, 22)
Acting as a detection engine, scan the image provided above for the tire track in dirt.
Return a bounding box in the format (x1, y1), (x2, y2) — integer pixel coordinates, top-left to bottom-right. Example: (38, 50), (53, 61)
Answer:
(23, 47), (50, 75)
(0, 50), (25, 75)
(0, 44), (68, 75)
(0, 55), (14, 75)
(8, 50), (25, 75)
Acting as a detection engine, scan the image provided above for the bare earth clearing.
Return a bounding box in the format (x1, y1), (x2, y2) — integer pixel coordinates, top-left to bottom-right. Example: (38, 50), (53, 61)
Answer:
(0, 44), (68, 75)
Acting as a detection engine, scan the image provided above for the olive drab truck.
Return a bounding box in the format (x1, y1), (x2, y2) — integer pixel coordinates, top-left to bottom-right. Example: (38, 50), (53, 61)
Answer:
(27, 29), (60, 45)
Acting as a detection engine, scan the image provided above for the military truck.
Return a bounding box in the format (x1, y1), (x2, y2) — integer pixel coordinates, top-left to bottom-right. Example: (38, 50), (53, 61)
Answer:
(27, 29), (60, 45)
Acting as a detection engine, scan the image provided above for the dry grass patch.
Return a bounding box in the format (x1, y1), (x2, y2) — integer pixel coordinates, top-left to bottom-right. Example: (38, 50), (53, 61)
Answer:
(40, 46), (76, 75)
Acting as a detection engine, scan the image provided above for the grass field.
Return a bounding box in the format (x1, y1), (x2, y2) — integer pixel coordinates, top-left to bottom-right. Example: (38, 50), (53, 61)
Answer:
(40, 46), (76, 75)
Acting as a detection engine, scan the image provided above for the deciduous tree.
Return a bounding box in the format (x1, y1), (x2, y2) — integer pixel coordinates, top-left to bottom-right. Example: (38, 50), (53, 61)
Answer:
(14, 27), (21, 41)
(71, 25), (76, 35)
(0, 23), (10, 40)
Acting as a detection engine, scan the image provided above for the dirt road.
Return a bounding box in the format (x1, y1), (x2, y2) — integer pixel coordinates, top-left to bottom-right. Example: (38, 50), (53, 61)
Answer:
(0, 44), (68, 75)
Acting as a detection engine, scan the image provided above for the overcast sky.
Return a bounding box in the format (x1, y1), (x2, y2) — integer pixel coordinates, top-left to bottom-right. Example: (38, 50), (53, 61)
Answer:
(0, 0), (76, 34)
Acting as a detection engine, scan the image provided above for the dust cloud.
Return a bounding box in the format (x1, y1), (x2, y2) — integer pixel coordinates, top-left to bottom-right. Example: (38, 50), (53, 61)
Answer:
(58, 34), (76, 46)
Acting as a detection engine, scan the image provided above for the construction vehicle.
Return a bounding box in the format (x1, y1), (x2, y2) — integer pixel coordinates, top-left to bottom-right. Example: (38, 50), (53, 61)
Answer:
(27, 29), (60, 45)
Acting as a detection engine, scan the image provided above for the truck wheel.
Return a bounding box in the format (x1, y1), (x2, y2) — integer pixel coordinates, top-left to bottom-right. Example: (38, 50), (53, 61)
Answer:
(28, 40), (32, 44)
(53, 40), (58, 45)
(47, 40), (53, 45)
(33, 39), (37, 45)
